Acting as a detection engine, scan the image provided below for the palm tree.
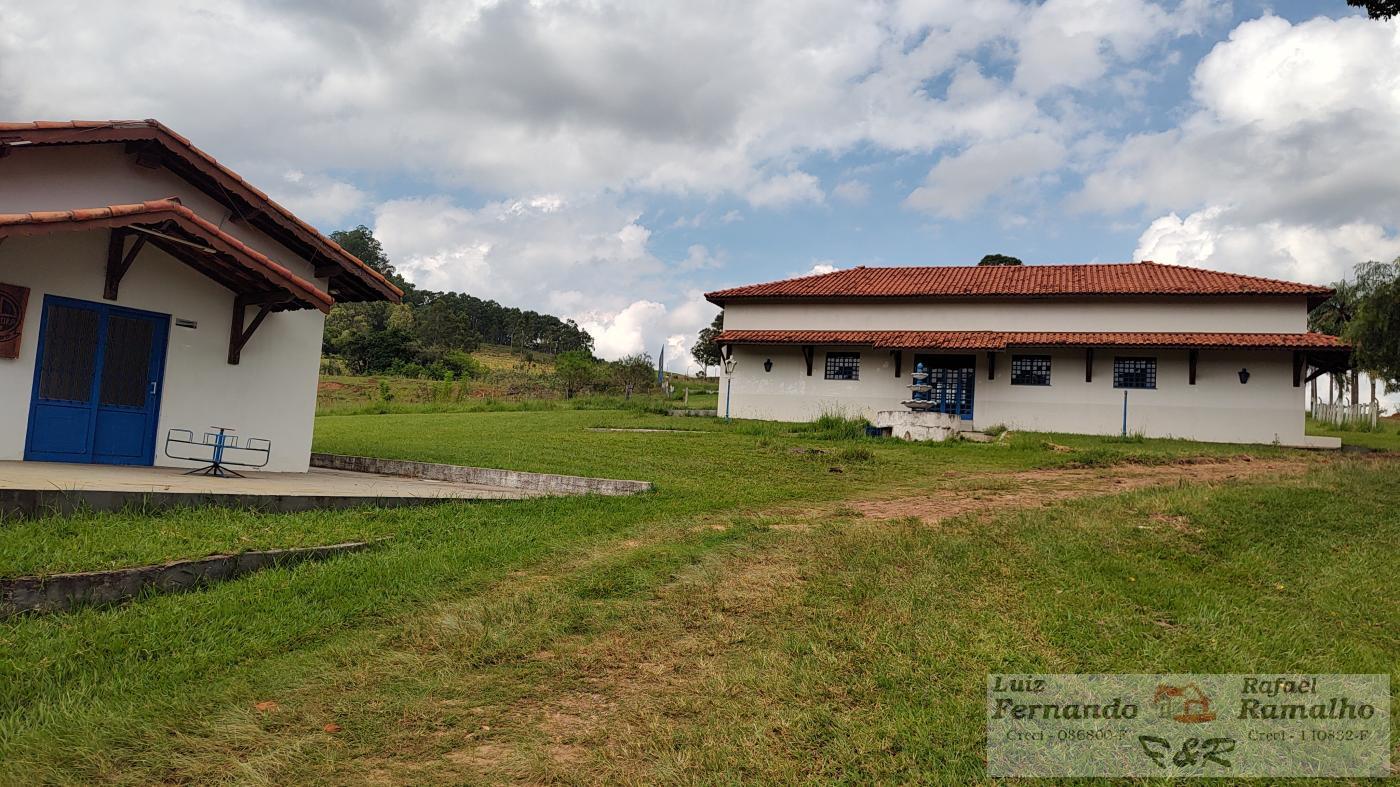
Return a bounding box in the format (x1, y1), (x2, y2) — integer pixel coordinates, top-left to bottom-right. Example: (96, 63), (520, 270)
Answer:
(1309, 280), (1362, 406)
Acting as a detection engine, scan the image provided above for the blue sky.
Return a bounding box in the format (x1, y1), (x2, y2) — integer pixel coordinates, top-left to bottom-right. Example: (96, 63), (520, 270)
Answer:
(1, 0), (1397, 373)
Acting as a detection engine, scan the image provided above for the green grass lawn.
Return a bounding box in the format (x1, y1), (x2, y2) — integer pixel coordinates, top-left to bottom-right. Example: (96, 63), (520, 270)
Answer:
(0, 410), (1394, 783)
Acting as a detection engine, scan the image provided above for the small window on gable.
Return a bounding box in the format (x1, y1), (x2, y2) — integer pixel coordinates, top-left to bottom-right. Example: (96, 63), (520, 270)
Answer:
(1010, 355), (1051, 386)
(824, 352), (860, 380)
(1113, 357), (1157, 389)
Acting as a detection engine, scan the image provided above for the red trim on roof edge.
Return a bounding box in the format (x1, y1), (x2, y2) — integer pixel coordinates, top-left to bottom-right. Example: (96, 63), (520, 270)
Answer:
(0, 199), (334, 312)
(0, 120), (401, 303)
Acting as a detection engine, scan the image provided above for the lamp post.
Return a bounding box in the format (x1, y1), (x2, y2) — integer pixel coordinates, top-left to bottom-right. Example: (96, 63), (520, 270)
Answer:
(723, 356), (738, 422)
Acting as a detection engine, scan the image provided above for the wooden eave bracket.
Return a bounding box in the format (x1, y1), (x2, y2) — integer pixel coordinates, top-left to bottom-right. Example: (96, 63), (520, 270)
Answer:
(987, 351), (997, 381)
(104, 228), (147, 300)
(1188, 350), (1198, 385)
(228, 291), (290, 364)
(891, 350), (902, 378)
(802, 345), (814, 376)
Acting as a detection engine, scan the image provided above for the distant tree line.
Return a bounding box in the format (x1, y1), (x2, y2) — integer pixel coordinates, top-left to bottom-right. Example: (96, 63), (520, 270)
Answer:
(323, 226), (594, 377)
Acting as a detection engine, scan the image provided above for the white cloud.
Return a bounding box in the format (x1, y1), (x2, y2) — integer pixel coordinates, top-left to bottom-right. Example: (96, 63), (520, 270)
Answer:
(1134, 206), (1400, 285)
(272, 170), (369, 226)
(372, 192), (715, 364)
(906, 133), (1066, 218)
(0, 0), (1213, 209)
(1078, 15), (1400, 229)
(1014, 0), (1224, 95)
(677, 244), (725, 271)
(746, 171), (824, 209)
(577, 300), (668, 360)
(832, 179), (871, 203)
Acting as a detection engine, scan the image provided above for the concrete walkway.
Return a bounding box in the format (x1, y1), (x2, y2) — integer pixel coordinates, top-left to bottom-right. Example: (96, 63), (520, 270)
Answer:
(0, 460), (540, 518)
(0, 461), (534, 499)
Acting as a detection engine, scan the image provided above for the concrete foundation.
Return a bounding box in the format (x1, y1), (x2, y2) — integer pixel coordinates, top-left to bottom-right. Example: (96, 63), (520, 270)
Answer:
(873, 410), (964, 442)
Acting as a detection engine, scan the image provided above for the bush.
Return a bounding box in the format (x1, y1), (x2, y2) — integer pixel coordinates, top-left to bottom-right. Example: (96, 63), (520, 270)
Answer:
(835, 446), (874, 463)
(801, 411), (871, 441)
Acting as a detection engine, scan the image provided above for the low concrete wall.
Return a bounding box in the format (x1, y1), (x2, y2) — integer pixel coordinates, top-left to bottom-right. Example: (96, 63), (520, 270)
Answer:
(873, 410), (962, 442)
(1, 540), (379, 616)
(310, 453), (654, 496)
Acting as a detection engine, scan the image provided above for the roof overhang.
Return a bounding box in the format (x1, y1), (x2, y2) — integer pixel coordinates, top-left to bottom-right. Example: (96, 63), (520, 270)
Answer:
(0, 199), (334, 312)
(717, 329), (1350, 352)
(0, 120), (401, 304)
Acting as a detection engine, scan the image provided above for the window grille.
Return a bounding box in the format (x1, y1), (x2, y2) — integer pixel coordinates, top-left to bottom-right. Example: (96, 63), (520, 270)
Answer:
(1113, 357), (1157, 389)
(1010, 355), (1051, 386)
(824, 352), (860, 380)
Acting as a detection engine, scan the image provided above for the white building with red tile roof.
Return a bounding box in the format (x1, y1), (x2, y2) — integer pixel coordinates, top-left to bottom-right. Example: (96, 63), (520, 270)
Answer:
(0, 121), (401, 472)
(705, 264), (1348, 446)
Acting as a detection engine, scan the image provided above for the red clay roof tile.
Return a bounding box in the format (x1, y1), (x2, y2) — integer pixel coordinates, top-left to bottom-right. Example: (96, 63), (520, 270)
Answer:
(705, 263), (1332, 304)
(717, 329), (1348, 351)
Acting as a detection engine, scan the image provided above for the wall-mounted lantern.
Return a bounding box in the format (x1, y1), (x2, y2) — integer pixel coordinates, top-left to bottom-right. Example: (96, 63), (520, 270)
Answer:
(1237, 368), (1250, 384)
(723, 356), (738, 374)
(763, 358), (773, 373)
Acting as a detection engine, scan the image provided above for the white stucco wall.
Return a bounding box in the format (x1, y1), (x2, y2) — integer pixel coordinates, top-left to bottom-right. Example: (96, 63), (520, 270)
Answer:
(720, 344), (1307, 446)
(722, 298), (1309, 333)
(718, 295), (1317, 446)
(0, 214), (324, 471)
(0, 145), (326, 288)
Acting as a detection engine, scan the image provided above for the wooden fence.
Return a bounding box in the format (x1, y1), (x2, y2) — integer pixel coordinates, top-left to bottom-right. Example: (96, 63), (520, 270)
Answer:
(1311, 400), (1381, 428)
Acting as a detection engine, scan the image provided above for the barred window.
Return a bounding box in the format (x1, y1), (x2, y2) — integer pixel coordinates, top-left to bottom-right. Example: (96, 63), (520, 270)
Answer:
(1010, 355), (1051, 386)
(1113, 357), (1157, 389)
(824, 352), (860, 380)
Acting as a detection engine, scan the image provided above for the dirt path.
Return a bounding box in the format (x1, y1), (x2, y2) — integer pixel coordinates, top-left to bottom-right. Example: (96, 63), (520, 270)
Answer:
(421, 453), (1322, 782)
(851, 455), (1312, 523)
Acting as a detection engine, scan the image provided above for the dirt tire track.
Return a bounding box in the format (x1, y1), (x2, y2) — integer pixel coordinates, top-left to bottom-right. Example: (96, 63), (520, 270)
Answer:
(851, 456), (1312, 523)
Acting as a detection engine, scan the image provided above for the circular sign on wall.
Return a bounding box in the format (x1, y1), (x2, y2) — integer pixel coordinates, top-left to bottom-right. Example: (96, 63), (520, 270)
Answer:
(0, 288), (22, 341)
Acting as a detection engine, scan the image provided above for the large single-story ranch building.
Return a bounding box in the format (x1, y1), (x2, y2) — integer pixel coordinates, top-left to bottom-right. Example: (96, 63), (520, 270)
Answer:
(706, 263), (1349, 447)
(0, 120), (400, 472)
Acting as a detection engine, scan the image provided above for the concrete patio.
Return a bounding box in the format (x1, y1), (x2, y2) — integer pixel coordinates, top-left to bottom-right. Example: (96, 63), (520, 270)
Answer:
(0, 460), (536, 518)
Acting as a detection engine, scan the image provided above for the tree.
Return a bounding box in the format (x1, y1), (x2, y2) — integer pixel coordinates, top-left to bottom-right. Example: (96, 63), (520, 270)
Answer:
(321, 225), (593, 370)
(1347, 0), (1398, 19)
(1347, 259), (1400, 388)
(330, 225), (412, 293)
(692, 312), (723, 375)
(339, 328), (416, 375)
(1310, 279), (1364, 405)
(554, 350), (598, 398)
(978, 254), (1023, 266)
(609, 352), (657, 394)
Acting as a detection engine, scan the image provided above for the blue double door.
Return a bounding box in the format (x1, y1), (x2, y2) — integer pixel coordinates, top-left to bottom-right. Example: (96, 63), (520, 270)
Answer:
(914, 353), (975, 420)
(25, 296), (170, 466)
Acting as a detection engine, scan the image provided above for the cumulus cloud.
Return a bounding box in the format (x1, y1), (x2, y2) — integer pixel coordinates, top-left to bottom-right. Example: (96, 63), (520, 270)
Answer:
(273, 170), (369, 226)
(1014, 0), (1224, 95)
(372, 192), (715, 365)
(1135, 207), (1400, 285)
(746, 171), (824, 209)
(832, 179), (871, 203)
(0, 0), (1216, 208)
(906, 133), (1067, 218)
(1082, 15), (1400, 277)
